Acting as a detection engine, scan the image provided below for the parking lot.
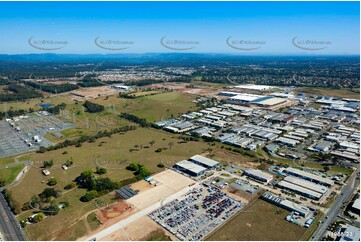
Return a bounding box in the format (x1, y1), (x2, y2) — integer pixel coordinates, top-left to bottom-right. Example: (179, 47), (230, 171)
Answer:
(148, 183), (244, 241)
(230, 179), (260, 195)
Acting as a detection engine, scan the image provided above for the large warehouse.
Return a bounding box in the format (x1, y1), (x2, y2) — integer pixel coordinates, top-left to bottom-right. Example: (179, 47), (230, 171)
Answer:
(283, 167), (334, 187)
(173, 160), (207, 177)
(189, 155), (220, 169)
(283, 176), (328, 194)
(244, 168), (273, 184)
(277, 180), (323, 200)
(262, 192), (310, 217)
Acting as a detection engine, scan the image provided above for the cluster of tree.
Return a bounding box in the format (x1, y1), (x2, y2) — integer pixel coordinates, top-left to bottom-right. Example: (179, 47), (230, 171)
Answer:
(0, 108), (35, 120)
(63, 158), (74, 168)
(76, 170), (119, 202)
(83, 100), (105, 113)
(48, 178), (57, 186)
(126, 162), (151, 178)
(44, 103), (66, 115)
(119, 92), (137, 99)
(64, 182), (77, 190)
(2, 189), (21, 214)
(43, 160), (54, 168)
(37, 126), (136, 153)
(25, 81), (79, 94)
(120, 113), (150, 127)
(77, 74), (104, 87)
(21, 188), (62, 217)
(0, 84), (43, 102)
(96, 167), (107, 175)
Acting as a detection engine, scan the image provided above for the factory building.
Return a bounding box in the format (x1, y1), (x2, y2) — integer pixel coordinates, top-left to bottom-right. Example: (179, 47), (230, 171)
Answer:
(262, 192), (310, 217)
(173, 160), (207, 177)
(277, 180), (323, 200)
(283, 167), (334, 187)
(189, 155), (220, 169)
(283, 176), (328, 194)
(244, 168), (273, 184)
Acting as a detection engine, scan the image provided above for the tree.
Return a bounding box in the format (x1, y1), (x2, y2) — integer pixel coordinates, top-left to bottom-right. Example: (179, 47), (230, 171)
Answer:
(43, 160), (54, 168)
(0, 179), (6, 187)
(149, 140), (155, 146)
(39, 188), (58, 199)
(96, 167), (107, 175)
(32, 212), (45, 223)
(126, 162), (140, 171)
(47, 178), (57, 186)
(64, 182), (77, 190)
(80, 190), (98, 202)
(323, 165), (331, 172)
(77, 170), (97, 190)
(157, 163), (165, 168)
(137, 165), (151, 178)
(168, 142), (174, 150)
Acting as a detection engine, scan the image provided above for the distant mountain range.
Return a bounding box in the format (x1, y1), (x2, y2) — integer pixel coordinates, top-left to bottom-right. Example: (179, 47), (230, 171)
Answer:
(0, 53), (358, 63)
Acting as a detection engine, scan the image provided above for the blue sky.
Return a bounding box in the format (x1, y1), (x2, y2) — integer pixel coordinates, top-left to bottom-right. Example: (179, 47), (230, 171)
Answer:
(0, 1), (359, 55)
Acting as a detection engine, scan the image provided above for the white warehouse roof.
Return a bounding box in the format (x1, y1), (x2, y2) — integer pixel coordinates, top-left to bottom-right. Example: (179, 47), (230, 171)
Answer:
(190, 155), (219, 168)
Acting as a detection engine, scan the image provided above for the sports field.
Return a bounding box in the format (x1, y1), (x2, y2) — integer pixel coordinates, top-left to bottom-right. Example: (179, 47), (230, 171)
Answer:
(206, 199), (307, 241)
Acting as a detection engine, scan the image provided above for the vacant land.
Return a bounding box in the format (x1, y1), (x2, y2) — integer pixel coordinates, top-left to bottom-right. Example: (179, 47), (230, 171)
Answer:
(92, 92), (198, 122)
(9, 128), (209, 240)
(300, 87), (360, 99)
(206, 199), (306, 241)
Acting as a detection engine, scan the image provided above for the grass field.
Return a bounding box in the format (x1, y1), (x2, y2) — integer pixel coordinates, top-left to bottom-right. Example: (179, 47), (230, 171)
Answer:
(0, 164), (24, 185)
(9, 127), (210, 240)
(300, 87), (360, 99)
(92, 92), (198, 122)
(206, 199), (306, 241)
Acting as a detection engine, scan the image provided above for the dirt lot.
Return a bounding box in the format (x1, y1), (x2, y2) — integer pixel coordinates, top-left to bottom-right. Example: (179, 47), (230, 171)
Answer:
(206, 199), (306, 241)
(100, 216), (175, 241)
(130, 180), (154, 193)
(127, 169), (193, 210)
(96, 200), (134, 224)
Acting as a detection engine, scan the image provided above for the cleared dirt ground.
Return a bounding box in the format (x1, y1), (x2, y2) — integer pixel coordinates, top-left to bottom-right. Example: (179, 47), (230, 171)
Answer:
(100, 216), (175, 241)
(127, 169), (193, 210)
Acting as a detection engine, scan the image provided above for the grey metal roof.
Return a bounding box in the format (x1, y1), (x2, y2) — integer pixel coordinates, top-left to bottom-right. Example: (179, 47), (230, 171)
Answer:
(190, 155), (220, 167)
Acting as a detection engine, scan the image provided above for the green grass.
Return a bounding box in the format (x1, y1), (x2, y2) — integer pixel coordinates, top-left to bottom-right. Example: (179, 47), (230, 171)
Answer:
(9, 127), (210, 240)
(92, 92), (198, 123)
(87, 212), (101, 231)
(147, 232), (171, 241)
(300, 87), (360, 99)
(0, 164), (25, 185)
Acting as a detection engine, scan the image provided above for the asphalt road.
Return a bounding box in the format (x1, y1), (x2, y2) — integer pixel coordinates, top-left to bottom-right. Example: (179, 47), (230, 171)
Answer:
(311, 165), (360, 241)
(0, 193), (26, 241)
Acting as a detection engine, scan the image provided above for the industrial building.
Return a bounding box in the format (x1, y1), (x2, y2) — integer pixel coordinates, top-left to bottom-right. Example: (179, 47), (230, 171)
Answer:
(277, 180), (323, 200)
(189, 155), (220, 169)
(262, 192), (310, 217)
(283, 176), (328, 194)
(173, 160), (207, 177)
(244, 168), (273, 184)
(314, 141), (333, 152)
(283, 167), (334, 187)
